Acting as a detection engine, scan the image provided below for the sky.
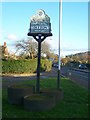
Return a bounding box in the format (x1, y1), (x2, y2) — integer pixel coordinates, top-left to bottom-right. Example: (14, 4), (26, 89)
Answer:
(0, 1), (88, 56)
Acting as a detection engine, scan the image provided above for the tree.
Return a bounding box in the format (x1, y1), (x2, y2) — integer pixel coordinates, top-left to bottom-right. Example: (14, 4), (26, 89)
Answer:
(15, 38), (52, 59)
(0, 45), (2, 59)
(61, 57), (68, 65)
(16, 38), (37, 59)
(41, 41), (51, 58)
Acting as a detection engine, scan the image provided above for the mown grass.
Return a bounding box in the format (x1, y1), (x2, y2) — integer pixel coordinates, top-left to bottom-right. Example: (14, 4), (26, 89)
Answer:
(2, 78), (88, 118)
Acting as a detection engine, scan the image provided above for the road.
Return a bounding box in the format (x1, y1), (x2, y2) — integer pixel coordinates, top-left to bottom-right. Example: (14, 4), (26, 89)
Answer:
(1, 68), (58, 88)
(1, 67), (89, 89)
(60, 66), (89, 89)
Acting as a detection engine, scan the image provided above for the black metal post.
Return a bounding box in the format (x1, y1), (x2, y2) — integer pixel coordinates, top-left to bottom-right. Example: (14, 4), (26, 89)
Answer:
(27, 33), (52, 93)
(36, 36), (41, 93)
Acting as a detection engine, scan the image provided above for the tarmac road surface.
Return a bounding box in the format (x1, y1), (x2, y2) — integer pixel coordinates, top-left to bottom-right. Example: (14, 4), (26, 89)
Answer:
(1, 67), (89, 89)
(61, 66), (89, 89)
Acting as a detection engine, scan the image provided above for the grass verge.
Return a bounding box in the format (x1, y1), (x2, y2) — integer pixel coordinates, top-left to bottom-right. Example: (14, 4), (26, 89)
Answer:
(2, 78), (88, 118)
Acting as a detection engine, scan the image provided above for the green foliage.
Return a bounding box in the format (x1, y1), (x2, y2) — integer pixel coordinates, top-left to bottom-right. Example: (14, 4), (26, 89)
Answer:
(2, 59), (52, 74)
(41, 59), (52, 72)
(0, 63), (1, 70)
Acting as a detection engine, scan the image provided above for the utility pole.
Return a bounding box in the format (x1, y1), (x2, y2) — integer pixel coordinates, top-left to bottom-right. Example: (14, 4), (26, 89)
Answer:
(57, 0), (62, 89)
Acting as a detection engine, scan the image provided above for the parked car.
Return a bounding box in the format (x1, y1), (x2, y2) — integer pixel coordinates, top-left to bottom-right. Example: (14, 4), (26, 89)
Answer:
(78, 64), (87, 69)
(52, 63), (59, 68)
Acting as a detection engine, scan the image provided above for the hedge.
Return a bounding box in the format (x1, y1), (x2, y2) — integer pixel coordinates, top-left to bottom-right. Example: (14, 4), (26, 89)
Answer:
(2, 59), (52, 74)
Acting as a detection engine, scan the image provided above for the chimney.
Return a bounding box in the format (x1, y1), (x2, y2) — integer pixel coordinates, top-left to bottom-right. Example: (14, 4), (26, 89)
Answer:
(4, 42), (6, 47)
(3, 42), (8, 56)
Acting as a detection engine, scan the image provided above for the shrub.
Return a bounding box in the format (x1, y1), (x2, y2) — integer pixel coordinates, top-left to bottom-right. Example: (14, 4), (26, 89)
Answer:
(41, 59), (52, 72)
(2, 59), (52, 74)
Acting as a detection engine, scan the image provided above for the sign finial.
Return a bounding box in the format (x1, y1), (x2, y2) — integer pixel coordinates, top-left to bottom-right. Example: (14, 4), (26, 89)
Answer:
(30, 9), (50, 23)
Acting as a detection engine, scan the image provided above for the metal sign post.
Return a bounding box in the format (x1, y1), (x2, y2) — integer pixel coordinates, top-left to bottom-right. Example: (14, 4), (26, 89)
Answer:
(27, 10), (52, 93)
(37, 36), (41, 93)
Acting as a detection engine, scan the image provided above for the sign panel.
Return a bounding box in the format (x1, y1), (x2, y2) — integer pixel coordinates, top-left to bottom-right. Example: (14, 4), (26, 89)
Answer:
(30, 22), (51, 33)
(30, 10), (51, 34)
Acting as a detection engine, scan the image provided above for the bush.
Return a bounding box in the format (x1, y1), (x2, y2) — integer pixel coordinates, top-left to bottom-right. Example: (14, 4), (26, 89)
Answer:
(41, 59), (52, 72)
(2, 59), (52, 74)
